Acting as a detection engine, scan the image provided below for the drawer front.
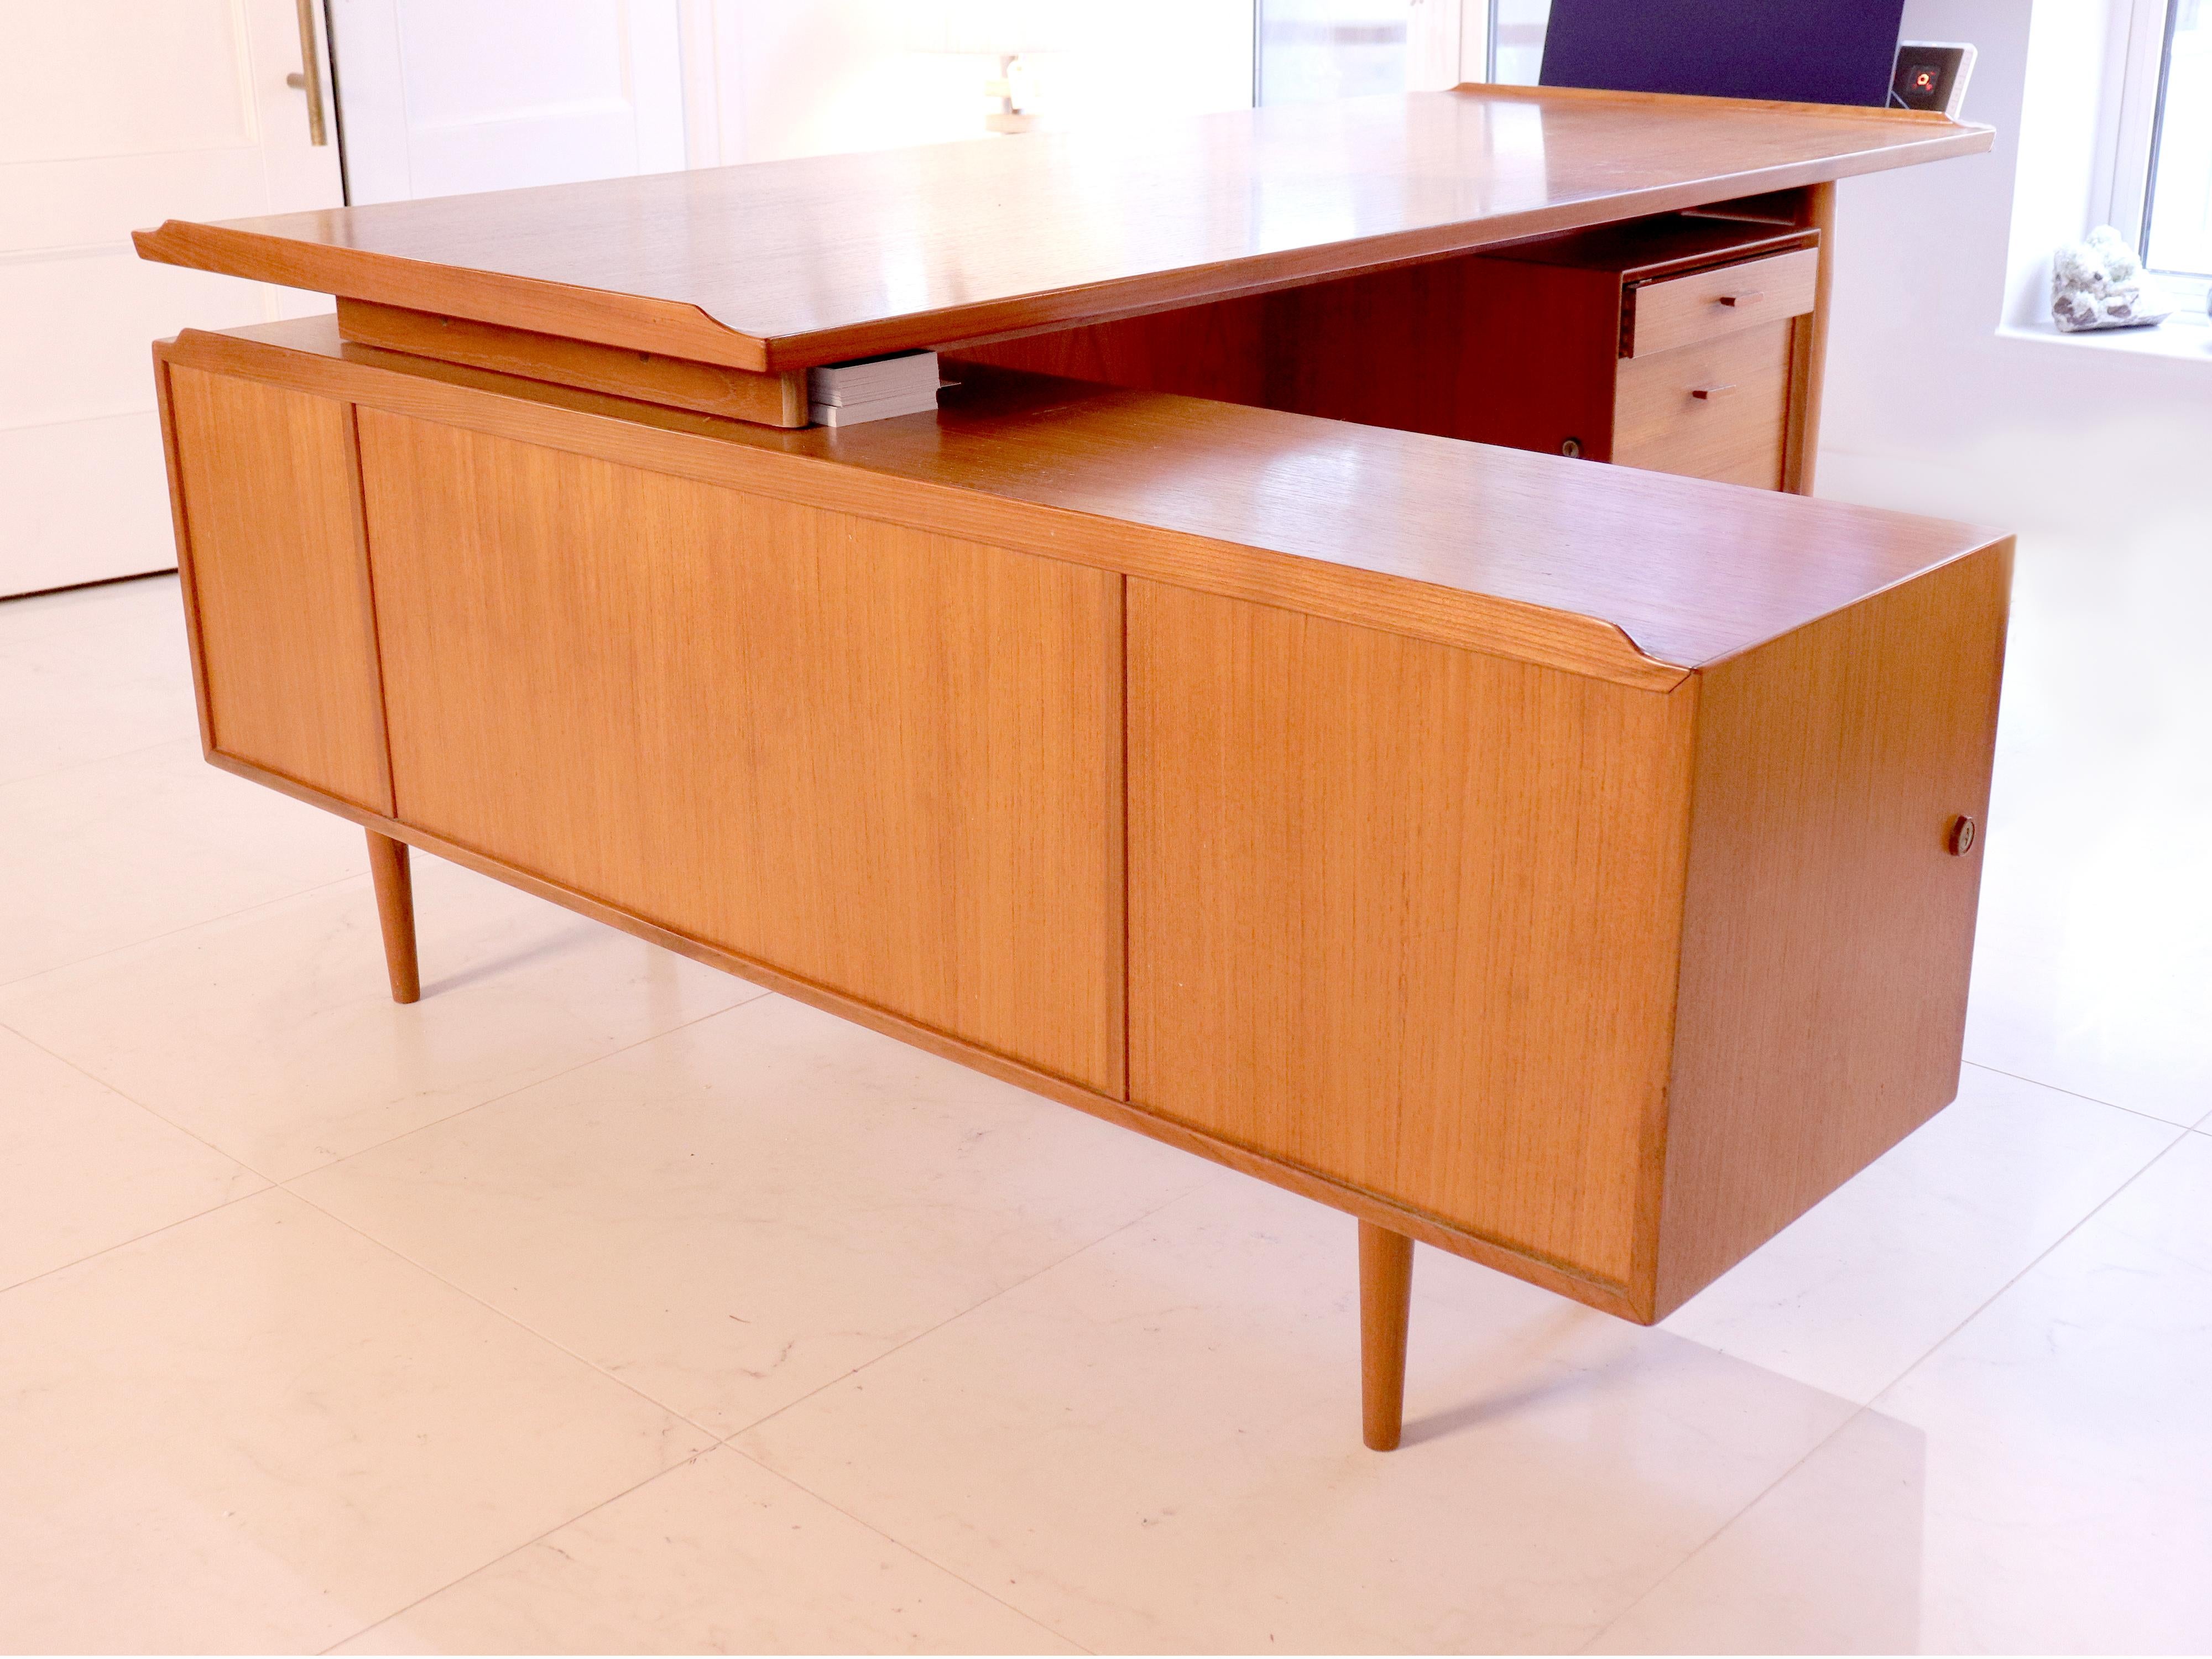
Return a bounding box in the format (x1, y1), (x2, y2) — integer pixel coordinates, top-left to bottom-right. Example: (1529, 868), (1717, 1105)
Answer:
(1613, 321), (1793, 490)
(1626, 247), (1818, 358)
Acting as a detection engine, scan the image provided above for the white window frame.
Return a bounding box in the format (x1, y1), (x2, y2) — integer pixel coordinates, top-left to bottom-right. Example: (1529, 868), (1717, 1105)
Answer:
(2098, 0), (2211, 314)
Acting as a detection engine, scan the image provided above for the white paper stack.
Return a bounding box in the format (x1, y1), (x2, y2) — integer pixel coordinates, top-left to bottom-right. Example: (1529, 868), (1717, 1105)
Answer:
(807, 351), (946, 427)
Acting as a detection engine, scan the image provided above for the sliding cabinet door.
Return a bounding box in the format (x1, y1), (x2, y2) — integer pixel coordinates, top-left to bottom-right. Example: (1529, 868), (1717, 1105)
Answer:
(355, 409), (1125, 1095)
(164, 365), (392, 813)
(1126, 578), (1695, 1292)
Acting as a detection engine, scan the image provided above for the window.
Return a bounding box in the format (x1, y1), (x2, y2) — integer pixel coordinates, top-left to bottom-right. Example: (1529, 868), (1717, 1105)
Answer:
(2107, 0), (2212, 314)
(1484, 0), (1548, 84)
(1255, 0), (1410, 105)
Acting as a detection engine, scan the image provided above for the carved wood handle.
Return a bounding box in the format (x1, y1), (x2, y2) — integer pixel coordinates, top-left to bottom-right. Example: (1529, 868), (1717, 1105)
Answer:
(1717, 290), (1765, 307)
(1689, 384), (1738, 401)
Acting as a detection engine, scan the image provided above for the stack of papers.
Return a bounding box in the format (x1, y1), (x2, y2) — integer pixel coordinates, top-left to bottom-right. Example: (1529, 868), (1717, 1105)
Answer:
(807, 351), (946, 427)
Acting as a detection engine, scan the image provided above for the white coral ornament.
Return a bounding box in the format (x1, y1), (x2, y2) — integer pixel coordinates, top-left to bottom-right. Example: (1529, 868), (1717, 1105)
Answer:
(2052, 226), (2173, 332)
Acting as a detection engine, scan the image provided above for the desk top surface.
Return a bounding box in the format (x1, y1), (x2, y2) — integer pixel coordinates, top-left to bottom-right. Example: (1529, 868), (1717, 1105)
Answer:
(190, 320), (2005, 683)
(139, 86), (1990, 373)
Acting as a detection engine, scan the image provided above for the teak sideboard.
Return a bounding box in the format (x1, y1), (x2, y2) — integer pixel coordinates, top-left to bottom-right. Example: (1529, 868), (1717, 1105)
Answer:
(137, 86), (2007, 1450)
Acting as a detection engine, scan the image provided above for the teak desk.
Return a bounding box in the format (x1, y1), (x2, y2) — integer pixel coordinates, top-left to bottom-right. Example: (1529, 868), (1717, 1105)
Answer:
(137, 86), (2006, 1450)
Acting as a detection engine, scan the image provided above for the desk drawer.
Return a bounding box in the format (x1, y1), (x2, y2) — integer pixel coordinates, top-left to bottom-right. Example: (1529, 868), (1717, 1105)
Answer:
(1625, 248), (1818, 358)
(1613, 321), (1793, 489)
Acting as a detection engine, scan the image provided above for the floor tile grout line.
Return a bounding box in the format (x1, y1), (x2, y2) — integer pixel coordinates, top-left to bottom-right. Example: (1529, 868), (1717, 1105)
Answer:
(1573, 1401), (1875, 1656)
(311, 1444), (727, 1656)
(713, 1177), (1206, 1447)
(0, 1019), (275, 1180)
(0, 1022), (289, 1300)
(697, 1184), (1219, 1656)
(0, 868), (369, 996)
(293, 1140), (1186, 1657)
(724, 1453), (1099, 1656)
(3, 911), (770, 1189)
(270, 980), (778, 1182)
(1960, 1057), (2198, 1129)
(279, 1178), (734, 1448)
(0, 1183), (272, 1303)
(1864, 1124), (2198, 1406)
(0, 732), (204, 795)
(7, 992), (775, 1426)
(1581, 1123), (2199, 1653)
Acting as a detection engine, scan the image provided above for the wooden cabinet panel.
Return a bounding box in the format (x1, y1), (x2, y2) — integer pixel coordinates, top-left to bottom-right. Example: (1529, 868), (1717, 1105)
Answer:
(1654, 542), (2011, 1313)
(354, 408), (1125, 1095)
(164, 364), (392, 812)
(1126, 580), (1698, 1286)
(1613, 322), (1794, 489)
(336, 300), (810, 426)
(954, 253), (1623, 462)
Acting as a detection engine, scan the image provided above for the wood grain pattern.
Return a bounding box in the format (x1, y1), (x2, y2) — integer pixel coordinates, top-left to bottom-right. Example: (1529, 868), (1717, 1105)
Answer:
(366, 830), (420, 1004)
(956, 294), (1275, 407)
(1613, 321), (1795, 488)
(959, 216), (1822, 479)
(1626, 247), (1820, 357)
(133, 88), (1990, 372)
(156, 330), (2012, 1337)
(355, 406), (1126, 1094)
(336, 300), (808, 426)
(967, 251), (1630, 460)
(164, 322), (2005, 687)
(1359, 1223), (1415, 1452)
(1784, 181), (1837, 495)
(164, 363), (393, 812)
(151, 354), (217, 755)
(199, 742), (1653, 1322)
(1126, 580), (1699, 1287)
(1653, 542), (2012, 1314)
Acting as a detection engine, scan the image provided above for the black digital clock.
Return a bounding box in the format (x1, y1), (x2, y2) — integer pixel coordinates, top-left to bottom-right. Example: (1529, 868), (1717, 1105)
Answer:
(1890, 42), (1976, 119)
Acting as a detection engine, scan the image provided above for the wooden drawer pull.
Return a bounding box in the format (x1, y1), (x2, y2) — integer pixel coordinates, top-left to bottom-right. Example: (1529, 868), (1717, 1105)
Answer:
(1717, 290), (1765, 308)
(1689, 383), (1738, 401)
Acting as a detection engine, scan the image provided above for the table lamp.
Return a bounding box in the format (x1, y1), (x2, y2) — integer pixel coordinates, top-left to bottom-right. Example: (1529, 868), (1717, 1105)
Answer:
(906, 1), (1075, 134)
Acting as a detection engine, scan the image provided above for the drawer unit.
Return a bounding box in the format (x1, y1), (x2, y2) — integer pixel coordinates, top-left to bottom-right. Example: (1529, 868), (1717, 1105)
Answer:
(954, 210), (1825, 494)
(1615, 320), (1797, 489)
(1464, 215), (1823, 489)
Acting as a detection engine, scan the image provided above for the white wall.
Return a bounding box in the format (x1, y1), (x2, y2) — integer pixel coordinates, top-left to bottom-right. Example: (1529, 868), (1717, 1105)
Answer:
(686, 0), (1256, 167)
(1817, 0), (2212, 539)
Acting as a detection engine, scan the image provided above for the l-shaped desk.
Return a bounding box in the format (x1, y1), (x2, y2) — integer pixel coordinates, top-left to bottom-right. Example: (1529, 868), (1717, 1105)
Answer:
(138, 85), (2004, 1449)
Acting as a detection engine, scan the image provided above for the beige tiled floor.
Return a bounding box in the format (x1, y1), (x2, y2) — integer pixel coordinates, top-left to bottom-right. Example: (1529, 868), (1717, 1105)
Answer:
(1, 552), (2206, 1655)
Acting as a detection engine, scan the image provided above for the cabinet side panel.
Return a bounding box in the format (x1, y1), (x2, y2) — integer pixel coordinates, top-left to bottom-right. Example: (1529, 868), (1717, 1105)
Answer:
(1656, 541), (2011, 1314)
(951, 255), (1622, 461)
(1127, 580), (1696, 1288)
(1265, 257), (1623, 458)
(165, 365), (393, 812)
(354, 408), (1126, 1097)
(951, 294), (1273, 405)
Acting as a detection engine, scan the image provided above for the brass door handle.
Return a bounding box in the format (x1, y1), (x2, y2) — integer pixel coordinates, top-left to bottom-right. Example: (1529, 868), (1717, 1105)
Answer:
(1717, 290), (1765, 307)
(1689, 383), (1738, 400)
(290, 0), (329, 145)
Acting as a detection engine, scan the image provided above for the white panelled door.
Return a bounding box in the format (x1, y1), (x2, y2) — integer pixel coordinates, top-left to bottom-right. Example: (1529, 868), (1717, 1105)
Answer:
(0, 0), (346, 597)
(328, 0), (688, 204)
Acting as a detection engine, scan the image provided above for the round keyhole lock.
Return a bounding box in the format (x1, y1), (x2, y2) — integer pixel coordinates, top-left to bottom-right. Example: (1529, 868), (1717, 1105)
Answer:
(1560, 436), (1584, 458)
(1947, 814), (1978, 857)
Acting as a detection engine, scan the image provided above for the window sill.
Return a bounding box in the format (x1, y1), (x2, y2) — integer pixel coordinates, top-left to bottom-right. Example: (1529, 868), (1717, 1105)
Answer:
(1996, 315), (2212, 364)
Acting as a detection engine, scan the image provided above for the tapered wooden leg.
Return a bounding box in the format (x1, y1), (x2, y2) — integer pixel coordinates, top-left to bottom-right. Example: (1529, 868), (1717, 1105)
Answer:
(1359, 1220), (1415, 1451)
(365, 830), (420, 1004)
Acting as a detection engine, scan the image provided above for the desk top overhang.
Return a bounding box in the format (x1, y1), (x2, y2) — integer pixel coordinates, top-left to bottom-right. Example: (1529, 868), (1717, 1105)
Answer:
(136, 85), (1992, 374)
